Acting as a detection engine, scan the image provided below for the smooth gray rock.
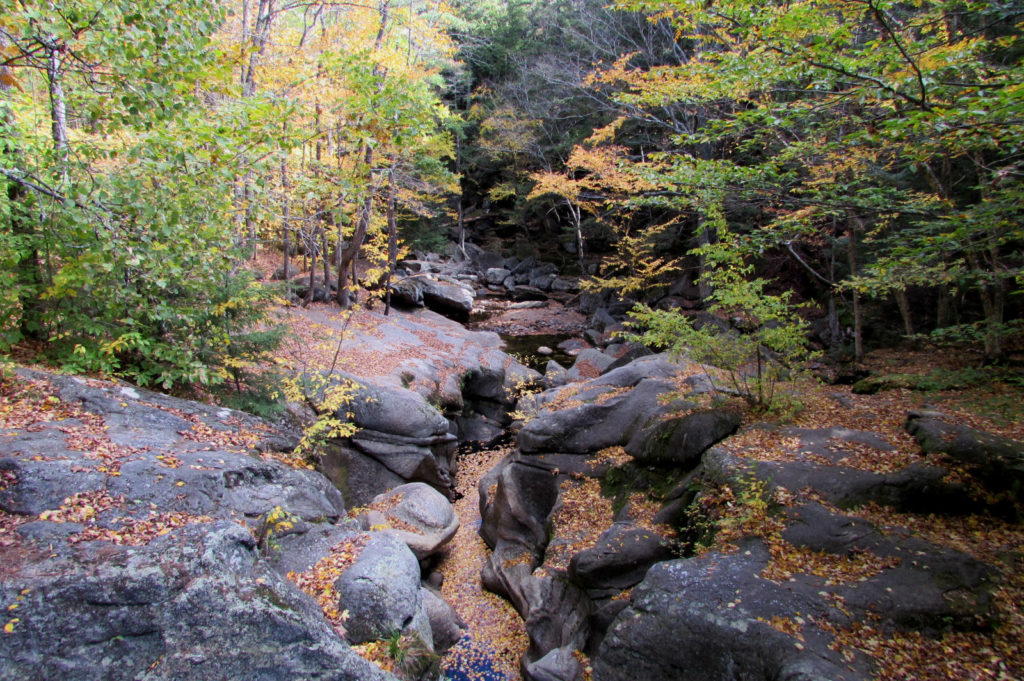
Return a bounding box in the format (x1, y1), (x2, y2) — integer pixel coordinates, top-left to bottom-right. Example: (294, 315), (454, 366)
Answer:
(601, 344), (654, 374)
(470, 249), (506, 272)
(625, 409), (741, 468)
(485, 267), (512, 285)
(590, 308), (617, 332)
(334, 532), (431, 646)
(479, 458), (560, 555)
(462, 367), (514, 405)
(529, 273), (557, 291)
(594, 502), (994, 681)
(290, 275), (338, 302)
(518, 378), (677, 454)
(455, 413), (505, 446)
(550, 278), (577, 293)
(1, 440), (341, 525)
(511, 256), (538, 275)
(420, 275), (475, 320)
(569, 523), (673, 595)
(529, 263), (558, 279)
(349, 431), (455, 493)
(521, 574), (592, 665)
(524, 646), (584, 681)
(339, 376), (449, 440)
(543, 360), (568, 389)
(319, 442), (407, 508)
(704, 427), (977, 514)
(594, 544), (868, 681)
(367, 483), (459, 560)
(564, 348), (616, 382)
(906, 412), (1024, 500)
(512, 285), (549, 301)
(388, 277), (425, 307)
(420, 587), (465, 652)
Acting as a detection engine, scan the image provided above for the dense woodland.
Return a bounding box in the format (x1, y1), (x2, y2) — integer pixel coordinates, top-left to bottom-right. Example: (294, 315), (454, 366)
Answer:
(1, 0), (1022, 395)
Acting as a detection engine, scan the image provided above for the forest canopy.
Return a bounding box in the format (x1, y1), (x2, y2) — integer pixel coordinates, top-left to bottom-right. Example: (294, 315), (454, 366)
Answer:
(1, 0), (1021, 390)
(483, 0), (1023, 365)
(1, 0), (458, 389)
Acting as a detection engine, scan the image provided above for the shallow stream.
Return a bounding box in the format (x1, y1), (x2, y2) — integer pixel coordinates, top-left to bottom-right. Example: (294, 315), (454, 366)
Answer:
(499, 333), (577, 373)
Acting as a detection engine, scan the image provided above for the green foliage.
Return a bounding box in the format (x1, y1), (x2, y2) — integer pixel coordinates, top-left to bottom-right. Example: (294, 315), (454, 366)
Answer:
(599, 461), (687, 516)
(383, 630), (440, 681)
(284, 373), (361, 460)
(256, 505), (302, 557)
(0, 0), (288, 388)
(922, 320), (1024, 354)
(628, 235), (817, 409)
(579, 0), (1024, 359)
(0, 225), (24, 352)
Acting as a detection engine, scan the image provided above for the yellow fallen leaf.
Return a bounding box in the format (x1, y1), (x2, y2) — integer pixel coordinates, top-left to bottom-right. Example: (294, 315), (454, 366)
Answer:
(3, 619), (19, 633)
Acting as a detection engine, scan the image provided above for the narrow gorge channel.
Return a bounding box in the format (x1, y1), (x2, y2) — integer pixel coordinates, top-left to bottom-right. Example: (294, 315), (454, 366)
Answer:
(438, 445), (528, 681)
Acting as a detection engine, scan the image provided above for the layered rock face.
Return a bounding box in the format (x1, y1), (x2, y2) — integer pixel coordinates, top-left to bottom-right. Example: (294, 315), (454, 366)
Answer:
(295, 305), (540, 507)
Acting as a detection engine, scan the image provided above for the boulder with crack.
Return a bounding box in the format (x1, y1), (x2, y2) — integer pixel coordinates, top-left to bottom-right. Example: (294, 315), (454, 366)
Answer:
(333, 531), (433, 646)
(517, 354), (692, 455)
(360, 482), (460, 562)
(906, 410), (1024, 506)
(313, 373), (458, 505)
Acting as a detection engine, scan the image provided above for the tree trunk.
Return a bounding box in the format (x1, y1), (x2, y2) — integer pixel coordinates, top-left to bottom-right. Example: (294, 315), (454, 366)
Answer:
(2, 34), (43, 339)
(240, 0), (251, 88)
(243, 170), (256, 257)
(827, 247), (841, 348)
(697, 220), (715, 304)
(455, 132), (466, 258)
(567, 199), (584, 275)
(336, 2), (390, 308)
(44, 38), (69, 178)
(384, 165), (397, 316)
(847, 221), (864, 364)
(237, 0), (273, 261)
(336, 145), (374, 308)
(314, 95), (323, 164)
(968, 249), (1006, 361)
(243, 0), (274, 96)
(936, 287), (953, 329)
(303, 220), (317, 307)
(321, 220), (330, 291)
(280, 131), (291, 281)
(894, 288), (914, 337)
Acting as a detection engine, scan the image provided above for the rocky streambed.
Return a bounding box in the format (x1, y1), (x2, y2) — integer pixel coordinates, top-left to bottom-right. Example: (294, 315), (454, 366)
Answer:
(2, 276), (1022, 681)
